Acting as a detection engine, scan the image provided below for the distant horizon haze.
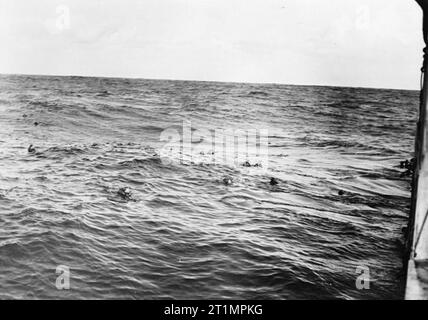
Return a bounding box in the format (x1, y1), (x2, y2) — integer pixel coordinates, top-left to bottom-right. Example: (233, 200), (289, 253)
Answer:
(0, 0), (424, 90)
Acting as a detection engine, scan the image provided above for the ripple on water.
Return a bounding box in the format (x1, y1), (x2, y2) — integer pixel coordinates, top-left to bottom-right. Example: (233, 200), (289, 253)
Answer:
(0, 75), (416, 299)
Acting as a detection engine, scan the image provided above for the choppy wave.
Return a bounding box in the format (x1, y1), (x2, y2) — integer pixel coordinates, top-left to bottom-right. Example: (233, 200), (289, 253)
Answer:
(0, 74), (418, 299)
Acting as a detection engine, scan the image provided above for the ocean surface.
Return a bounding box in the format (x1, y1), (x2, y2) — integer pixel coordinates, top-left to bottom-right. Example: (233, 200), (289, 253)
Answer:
(0, 74), (418, 299)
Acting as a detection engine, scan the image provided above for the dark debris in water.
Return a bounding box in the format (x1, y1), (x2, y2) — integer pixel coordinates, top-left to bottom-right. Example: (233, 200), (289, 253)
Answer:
(248, 91), (269, 97)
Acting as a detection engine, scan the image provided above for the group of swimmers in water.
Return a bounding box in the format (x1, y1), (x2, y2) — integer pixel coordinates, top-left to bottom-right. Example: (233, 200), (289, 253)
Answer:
(400, 158), (416, 178)
(222, 176), (279, 187)
(28, 137), (416, 203)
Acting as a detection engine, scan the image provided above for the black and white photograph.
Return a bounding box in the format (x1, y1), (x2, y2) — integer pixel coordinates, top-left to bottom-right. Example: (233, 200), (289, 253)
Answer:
(0, 0), (428, 304)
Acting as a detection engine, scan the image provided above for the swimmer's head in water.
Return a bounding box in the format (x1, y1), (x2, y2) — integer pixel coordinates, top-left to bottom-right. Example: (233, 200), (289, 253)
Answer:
(243, 161), (251, 167)
(28, 144), (36, 153)
(222, 177), (233, 186)
(118, 187), (132, 199)
(270, 178), (279, 186)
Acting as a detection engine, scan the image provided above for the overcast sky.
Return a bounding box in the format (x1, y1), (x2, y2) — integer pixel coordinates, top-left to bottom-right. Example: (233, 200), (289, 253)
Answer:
(0, 0), (424, 89)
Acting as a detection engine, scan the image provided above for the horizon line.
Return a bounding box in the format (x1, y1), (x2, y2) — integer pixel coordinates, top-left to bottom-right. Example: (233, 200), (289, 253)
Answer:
(0, 71), (418, 92)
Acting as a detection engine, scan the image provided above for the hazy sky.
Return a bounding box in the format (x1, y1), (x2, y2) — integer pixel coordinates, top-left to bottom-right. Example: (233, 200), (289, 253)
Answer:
(0, 0), (424, 89)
